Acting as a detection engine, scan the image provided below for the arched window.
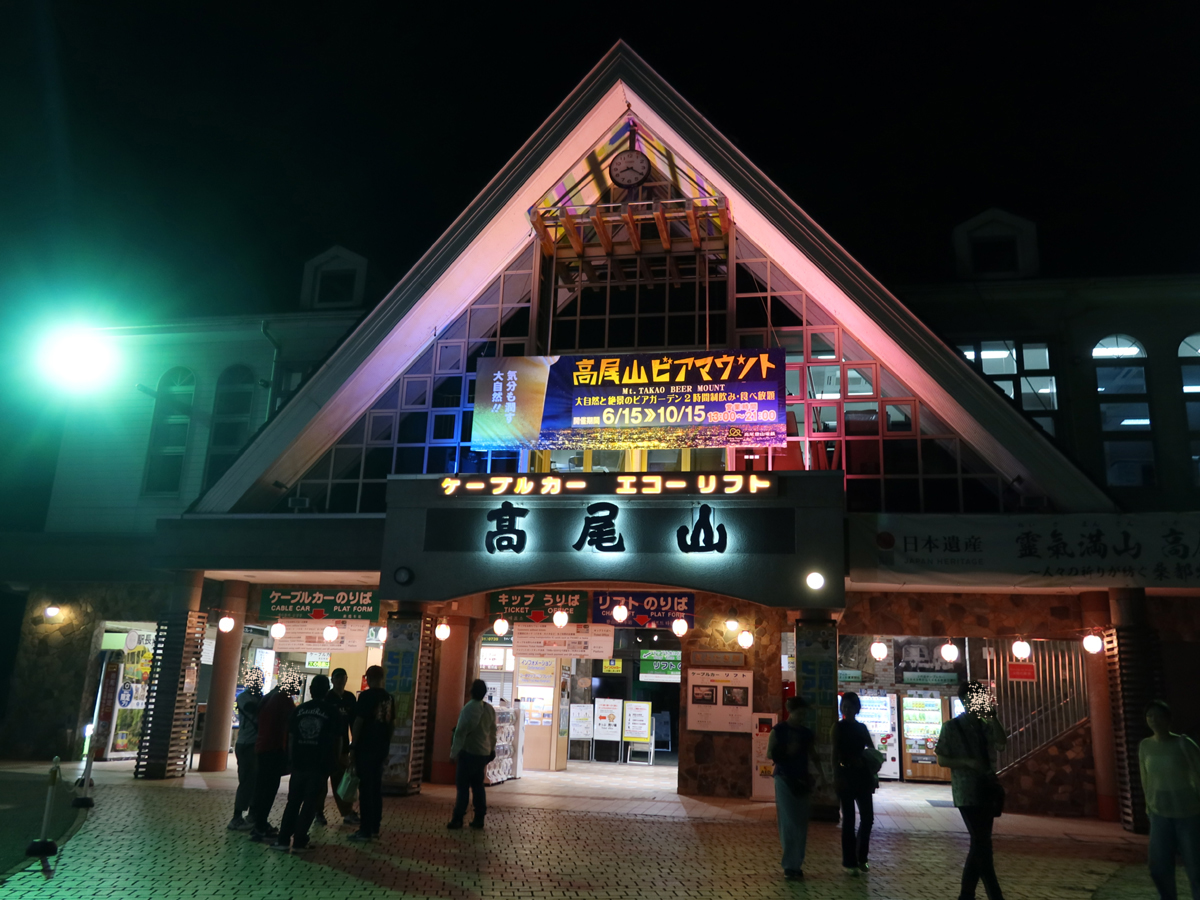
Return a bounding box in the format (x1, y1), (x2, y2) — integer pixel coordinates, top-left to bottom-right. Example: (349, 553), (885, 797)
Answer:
(204, 366), (256, 490)
(144, 368), (195, 494)
(1178, 334), (1200, 484)
(1093, 335), (1153, 487)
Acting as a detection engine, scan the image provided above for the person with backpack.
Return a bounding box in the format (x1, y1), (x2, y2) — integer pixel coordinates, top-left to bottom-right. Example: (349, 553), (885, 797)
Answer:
(834, 691), (878, 876)
(936, 680), (1009, 900)
(269, 675), (341, 854)
(767, 696), (815, 881)
(1140, 699), (1200, 899)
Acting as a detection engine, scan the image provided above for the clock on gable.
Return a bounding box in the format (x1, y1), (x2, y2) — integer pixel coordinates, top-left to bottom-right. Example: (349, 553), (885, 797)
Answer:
(609, 148), (651, 188)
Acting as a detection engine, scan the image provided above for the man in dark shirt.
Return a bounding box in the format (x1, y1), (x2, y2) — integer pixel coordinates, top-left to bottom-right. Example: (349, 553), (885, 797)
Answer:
(347, 665), (395, 842)
(249, 674), (299, 842)
(270, 675), (340, 853)
(322, 667), (359, 827)
(228, 668), (264, 831)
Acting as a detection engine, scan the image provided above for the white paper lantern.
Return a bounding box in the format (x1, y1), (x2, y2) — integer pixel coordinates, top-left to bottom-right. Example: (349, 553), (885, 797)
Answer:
(218, 616), (236, 633)
(552, 609), (569, 628)
(322, 625), (339, 642)
(269, 622), (286, 640)
(1012, 639), (1032, 660)
(612, 604), (629, 623)
(377, 627), (388, 644)
(737, 629), (754, 649)
(870, 640), (888, 661)
(940, 641), (960, 663)
(672, 618), (689, 638)
(435, 622), (451, 641)
(492, 617), (509, 637)
(1082, 633), (1103, 654)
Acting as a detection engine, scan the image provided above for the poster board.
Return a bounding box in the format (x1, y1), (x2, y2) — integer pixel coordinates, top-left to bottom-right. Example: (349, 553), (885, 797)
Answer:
(794, 621), (838, 810)
(623, 701), (653, 743)
(569, 703), (594, 739)
(686, 669), (753, 733)
(381, 614), (423, 792)
(272, 618), (369, 652)
(751, 713), (777, 801)
(512, 623), (615, 659)
(593, 698), (623, 741)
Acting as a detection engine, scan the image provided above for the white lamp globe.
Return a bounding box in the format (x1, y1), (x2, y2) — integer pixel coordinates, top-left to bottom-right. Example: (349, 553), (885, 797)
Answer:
(552, 610), (569, 628)
(1082, 634), (1103, 654)
(671, 618), (689, 638)
(269, 622), (286, 640)
(493, 617), (509, 637)
(737, 629), (754, 649)
(218, 616), (236, 633)
(870, 640), (888, 661)
(1012, 639), (1032, 660)
(612, 604), (629, 623)
(435, 622), (451, 641)
(806, 571), (825, 590)
(322, 625), (339, 642)
(940, 642), (959, 663)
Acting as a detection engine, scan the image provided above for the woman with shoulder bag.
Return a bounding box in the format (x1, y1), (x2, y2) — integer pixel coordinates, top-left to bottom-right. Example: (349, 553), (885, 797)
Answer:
(937, 680), (1009, 900)
(834, 692), (878, 876)
(768, 696), (815, 881)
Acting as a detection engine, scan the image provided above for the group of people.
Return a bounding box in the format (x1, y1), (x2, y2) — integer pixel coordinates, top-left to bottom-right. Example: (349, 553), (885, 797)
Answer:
(228, 665), (396, 851)
(769, 681), (1008, 897)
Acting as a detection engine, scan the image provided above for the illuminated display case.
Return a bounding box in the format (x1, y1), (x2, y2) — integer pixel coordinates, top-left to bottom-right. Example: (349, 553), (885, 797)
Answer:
(485, 706), (518, 785)
(900, 695), (952, 782)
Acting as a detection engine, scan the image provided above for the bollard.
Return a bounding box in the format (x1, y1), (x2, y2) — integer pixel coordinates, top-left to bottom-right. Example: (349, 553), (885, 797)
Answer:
(73, 743), (96, 808)
(25, 756), (61, 860)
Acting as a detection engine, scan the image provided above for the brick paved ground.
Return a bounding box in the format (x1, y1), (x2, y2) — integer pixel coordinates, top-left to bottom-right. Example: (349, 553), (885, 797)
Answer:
(0, 774), (1177, 900)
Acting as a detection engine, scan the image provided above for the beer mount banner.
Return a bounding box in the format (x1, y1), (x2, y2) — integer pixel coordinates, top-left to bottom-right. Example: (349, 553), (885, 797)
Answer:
(471, 350), (787, 450)
(261, 587), (379, 620)
(850, 512), (1200, 588)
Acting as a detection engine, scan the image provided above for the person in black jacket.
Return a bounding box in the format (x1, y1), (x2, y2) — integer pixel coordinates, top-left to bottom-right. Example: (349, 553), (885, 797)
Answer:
(767, 696), (815, 881)
(834, 691), (877, 876)
(270, 675), (340, 853)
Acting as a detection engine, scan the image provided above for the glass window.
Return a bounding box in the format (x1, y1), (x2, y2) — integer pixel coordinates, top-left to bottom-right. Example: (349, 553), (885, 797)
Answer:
(590, 450), (625, 473)
(1187, 402), (1200, 432)
(1092, 334), (1147, 359)
(980, 341), (1017, 375)
(994, 380), (1014, 399)
(1183, 365), (1200, 394)
(1180, 334), (1200, 358)
(809, 406), (839, 435)
(1105, 441), (1155, 486)
(1100, 403), (1151, 431)
(807, 366), (840, 399)
(885, 403), (914, 432)
(844, 402), (879, 436)
(844, 366), (875, 397)
(204, 365), (256, 491)
(1020, 376), (1057, 411)
(1022, 343), (1050, 370)
(1096, 367), (1147, 394)
(144, 367), (195, 494)
(809, 332), (837, 361)
(958, 344), (976, 362)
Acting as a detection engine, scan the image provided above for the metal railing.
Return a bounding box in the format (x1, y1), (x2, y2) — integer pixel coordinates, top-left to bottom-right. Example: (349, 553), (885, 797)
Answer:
(981, 638), (1089, 772)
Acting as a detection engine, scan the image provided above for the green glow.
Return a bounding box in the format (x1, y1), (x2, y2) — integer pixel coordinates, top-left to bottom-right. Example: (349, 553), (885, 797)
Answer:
(37, 327), (119, 393)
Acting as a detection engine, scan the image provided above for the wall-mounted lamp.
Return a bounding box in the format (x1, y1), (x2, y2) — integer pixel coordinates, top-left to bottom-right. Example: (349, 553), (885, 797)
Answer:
(435, 620), (451, 641)
(805, 572), (825, 590)
(737, 629), (754, 649)
(43, 606), (61, 618)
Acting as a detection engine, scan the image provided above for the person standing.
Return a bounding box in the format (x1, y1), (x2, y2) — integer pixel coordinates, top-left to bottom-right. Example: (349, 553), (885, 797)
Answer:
(1140, 699), (1200, 900)
(347, 665), (394, 843)
(249, 674), (299, 842)
(834, 691), (876, 876)
(447, 679), (497, 830)
(270, 675), (341, 853)
(936, 680), (1008, 900)
(227, 668), (263, 831)
(323, 668), (360, 827)
(767, 696), (814, 881)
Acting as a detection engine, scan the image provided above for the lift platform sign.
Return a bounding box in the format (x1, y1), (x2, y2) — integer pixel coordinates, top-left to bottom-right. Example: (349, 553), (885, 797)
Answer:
(471, 351), (786, 450)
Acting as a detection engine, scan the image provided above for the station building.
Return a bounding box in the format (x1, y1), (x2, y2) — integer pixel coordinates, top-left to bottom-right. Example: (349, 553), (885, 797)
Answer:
(2, 43), (1198, 831)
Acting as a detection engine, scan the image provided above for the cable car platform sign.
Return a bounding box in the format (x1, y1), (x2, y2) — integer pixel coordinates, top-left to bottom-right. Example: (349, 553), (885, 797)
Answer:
(380, 471), (844, 609)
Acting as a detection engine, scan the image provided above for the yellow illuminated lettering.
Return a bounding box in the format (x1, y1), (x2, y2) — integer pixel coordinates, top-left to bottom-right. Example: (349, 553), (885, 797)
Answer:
(513, 477), (534, 495)
(465, 481), (486, 490)
(599, 359), (621, 385)
(693, 356), (714, 381)
(540, 476), (562, 495)
(489, 477), (514, 494)
(616, 476), (638, 494)
(573, 359), (599, 386)
(565, 480), (587, 490)
(621, 361), (648, 383)
(440, 477), (462, 495)
(715, 355), (735, 380)
(749, 475), (771, 493)
(665, 480), (687, 489)
(722, 474), (745, 494)
(697, 475), (717, 494)
(652, 358), (673, 382)
(641, 475), (662, 494)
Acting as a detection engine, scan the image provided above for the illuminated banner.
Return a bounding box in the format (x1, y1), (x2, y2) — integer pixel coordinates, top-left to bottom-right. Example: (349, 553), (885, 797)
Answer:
(260, 587), (379, 621)
(439, 472), (775, 498)
(472, 351), (787, 450)
(593, 591), (694, 628)
(487, 589), (589, 624)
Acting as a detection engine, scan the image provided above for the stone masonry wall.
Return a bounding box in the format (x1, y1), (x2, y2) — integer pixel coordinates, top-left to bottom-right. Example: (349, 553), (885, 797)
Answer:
(676, 593), (785, 798)
(998, 719), (1096, 817)
(0, 583), (182, 760)
(839, 591), (1084, 638)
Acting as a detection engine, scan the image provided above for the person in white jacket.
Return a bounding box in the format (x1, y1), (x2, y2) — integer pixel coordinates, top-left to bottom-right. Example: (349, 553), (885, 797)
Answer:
(1141, 700), (1200, 900)
(447, 679), (497, 830)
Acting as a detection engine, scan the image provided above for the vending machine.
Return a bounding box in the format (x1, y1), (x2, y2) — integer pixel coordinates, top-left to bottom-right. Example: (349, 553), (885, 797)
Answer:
(857, 693), (900, 780)
(900, 695), (952, 782)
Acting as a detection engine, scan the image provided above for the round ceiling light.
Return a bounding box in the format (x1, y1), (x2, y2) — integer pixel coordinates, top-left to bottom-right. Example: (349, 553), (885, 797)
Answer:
(805, 571), (825, 590)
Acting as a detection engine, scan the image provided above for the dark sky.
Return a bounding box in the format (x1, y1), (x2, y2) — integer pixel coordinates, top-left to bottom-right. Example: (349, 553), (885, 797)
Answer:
(1, 2), (1197, 527)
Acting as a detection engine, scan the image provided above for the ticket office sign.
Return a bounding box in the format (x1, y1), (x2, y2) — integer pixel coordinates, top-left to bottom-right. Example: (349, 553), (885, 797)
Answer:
(471, 350), (787, 450)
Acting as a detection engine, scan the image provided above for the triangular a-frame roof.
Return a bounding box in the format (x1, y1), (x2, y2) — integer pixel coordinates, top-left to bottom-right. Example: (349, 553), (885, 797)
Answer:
(194, 41), (1115, 515)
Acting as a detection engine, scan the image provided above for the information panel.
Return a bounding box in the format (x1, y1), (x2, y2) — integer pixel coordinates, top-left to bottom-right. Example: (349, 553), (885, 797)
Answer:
(472, 351), (786, 450)
(623, 701), (653, 743)
(687, 669), (753, 733)
(594, 698), (623, 741)
(271, 619), (369, 653)
(569, 703), (594, 739)
(511, 623), (615, 659)
(639, 648), (682, 683)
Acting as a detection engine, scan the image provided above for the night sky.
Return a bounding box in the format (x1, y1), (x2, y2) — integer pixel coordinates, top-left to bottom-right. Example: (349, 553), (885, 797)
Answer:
(1, 3), (1197, 527)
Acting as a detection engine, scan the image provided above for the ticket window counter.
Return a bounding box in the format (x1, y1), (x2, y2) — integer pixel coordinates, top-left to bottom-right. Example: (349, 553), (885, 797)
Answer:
(515, 656), (569, 772)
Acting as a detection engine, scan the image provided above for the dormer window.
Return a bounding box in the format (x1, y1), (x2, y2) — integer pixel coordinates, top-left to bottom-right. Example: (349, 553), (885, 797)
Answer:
(953, 209), (1039, 279)
(970, 235), (1019, 275)
(301, 245), (367, 309)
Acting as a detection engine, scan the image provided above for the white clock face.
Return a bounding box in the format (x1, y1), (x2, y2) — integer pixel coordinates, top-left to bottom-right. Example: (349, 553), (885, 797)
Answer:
(609, 150), (651, 187)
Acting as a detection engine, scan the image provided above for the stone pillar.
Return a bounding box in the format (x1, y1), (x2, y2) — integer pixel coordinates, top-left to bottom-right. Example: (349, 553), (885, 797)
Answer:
(1080, 591), (1118, 821)
(198, 580), (248, 772)
(429, 616), (470, 785)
